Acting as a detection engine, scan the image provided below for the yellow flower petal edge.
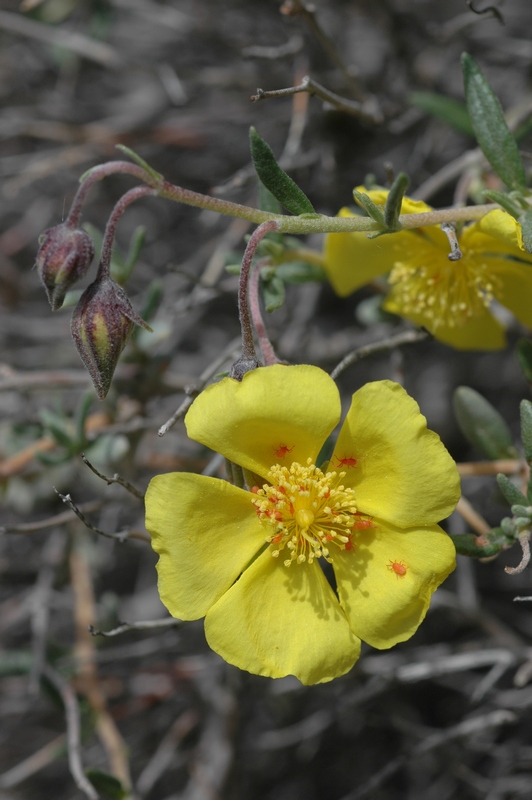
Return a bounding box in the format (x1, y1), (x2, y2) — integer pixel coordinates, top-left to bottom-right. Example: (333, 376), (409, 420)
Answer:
(185, 364), (341, 480)
(205, 548), (361, 684)
(333, 521), (455, 649)
(332, 381), (461, 527)
(146, 473), (265, 619)
(476, 209), (528, 254)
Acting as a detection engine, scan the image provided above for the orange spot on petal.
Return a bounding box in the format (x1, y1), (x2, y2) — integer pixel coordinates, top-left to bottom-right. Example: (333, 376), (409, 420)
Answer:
(387, 559), (407, 577)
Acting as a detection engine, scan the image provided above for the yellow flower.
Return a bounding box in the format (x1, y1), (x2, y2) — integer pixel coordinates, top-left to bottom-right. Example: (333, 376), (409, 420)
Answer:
(323, 190), (532, 350)
(145, 364), (460, 685)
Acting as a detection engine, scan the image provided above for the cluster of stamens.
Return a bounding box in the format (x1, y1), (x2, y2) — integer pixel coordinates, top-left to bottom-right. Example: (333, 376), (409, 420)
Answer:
(251, 459), (362, 567)
(388, 236), (501, 330)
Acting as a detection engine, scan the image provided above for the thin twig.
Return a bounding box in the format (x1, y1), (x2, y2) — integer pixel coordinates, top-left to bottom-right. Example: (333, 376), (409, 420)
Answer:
(42, 665), (99, 800)
(89, 617), (182, 638)
(0, 9), (121, 68)
(457, 459), (522, 477)
(330, 329), (429, 381)
(158, 336), (242, 436)
(70, 537), (133, 795)
(0, 734), (66, 789)
(53, 489), (150, 543)
(251, 76), (382, 125)
(280, 0), (366, 100)
(81, 455), (144, 500)
(456, 496), (492, 536)
(0, 500), (102, 535)
(136, 710), (198, 796)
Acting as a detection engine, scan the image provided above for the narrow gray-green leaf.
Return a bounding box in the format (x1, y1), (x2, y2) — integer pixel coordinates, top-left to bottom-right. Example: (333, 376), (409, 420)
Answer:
(115, 144), (163, 182)
(496, 473), (528, 507)
(520, 399), (532, 463)
(453, 386), (517, 459)
(384, 172), (409, 231)
(482, 190), (522, 220)
(352, 190), (385, 227)
(250, 127), (314, 216)
(461, 53), (526, 189)
(410, 91), (474, 137)
(263, 274), (285, 312)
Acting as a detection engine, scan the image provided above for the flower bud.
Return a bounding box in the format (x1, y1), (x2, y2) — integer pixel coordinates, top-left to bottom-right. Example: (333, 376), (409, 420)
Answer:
(71, 276), (151, 400)
(36, 224), (95, 310)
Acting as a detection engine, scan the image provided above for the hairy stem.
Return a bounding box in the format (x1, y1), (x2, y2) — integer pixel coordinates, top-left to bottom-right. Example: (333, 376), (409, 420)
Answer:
(97, 185), (157, 280)
(249, 257), (281, 366)
(66, 161), (154, 228)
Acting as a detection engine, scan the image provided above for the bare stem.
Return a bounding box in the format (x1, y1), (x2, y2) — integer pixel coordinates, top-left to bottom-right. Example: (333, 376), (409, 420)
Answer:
(97, 184), (157, 281)
(65, 161), (154, 228)
(251, 76), (382, 124)
(231, 220), (280, 378)
(249, 258), (282, 366)
(330, 329), (429, 381)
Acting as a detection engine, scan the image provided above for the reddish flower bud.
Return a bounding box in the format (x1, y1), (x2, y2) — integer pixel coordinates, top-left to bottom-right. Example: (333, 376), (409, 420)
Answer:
(36, 224), (95, 310)
(71, 276), (152, 400)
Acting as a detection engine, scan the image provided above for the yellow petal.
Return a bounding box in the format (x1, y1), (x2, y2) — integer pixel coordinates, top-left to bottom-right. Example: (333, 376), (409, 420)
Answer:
(205, 549), (361, 684)
(383, 295), (507, 350)
(146, 473), (265, 619)
(474, 209), (530, 255)
(323, 208), (405, 296)
(185, 364), (341, 480)
(332, 381), (460, 526)
(332, 521), (456, 648)
(483, 257), (532, 329)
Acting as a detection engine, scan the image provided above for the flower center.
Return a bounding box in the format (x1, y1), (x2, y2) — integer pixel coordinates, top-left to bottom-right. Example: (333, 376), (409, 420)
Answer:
(251, 459), (360, 567)
(387, 236), (500, 329)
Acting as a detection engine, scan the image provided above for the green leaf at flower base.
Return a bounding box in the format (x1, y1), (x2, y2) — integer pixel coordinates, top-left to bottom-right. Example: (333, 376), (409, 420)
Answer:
(352, 190), (386, 227)
(451, 527), (514, 558)
(409, 91), (474, 137)
(453, 386), (518, 459)
(85, 769), (128, 800)
(497, 473), (528, 507)
(516, 339), (532, 385)
(384, 172), (410, 232)
(461, 53), (526, 190)
(250, 127), (315, 216)
(520, 399), (532, 464)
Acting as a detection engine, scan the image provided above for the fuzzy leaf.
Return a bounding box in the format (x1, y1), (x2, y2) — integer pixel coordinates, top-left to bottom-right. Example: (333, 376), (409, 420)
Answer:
(518, 208), (532, 254)
(249, 128), (315, 216)
(453, 386), (517, 459)
(520, 399), (532, 463)
(461, 53), (526, 189)
(410, 91), (474, 137)
(497, 473), (528, 507)
(384, 172), (410, 231)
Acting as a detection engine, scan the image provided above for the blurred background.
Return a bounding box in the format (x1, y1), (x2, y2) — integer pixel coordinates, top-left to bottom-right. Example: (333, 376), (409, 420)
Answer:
(2, 1), (532, 798)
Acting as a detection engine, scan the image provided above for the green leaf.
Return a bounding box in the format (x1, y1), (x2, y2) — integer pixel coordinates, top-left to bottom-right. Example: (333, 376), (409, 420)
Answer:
(453, 386), (518, 459)
(249, 127), (314, 216)
(384, 172), (410, 231)
(262, 274), (285, 312)
(482, 190), (522, 220)
(275, 261), (326, 283)
(518, 208), (532, 254)
(451, 528), (514, 558)
(517, 339), (532, 384)
(115, 144), (163, 183)
(461, 53), (526, 189)
(497, 473), (528, 507)
(410, 91), (474, 137)
(86, 769), (128, 800)
(352, 190), (385, 227)
(520, 399), (532, 463)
